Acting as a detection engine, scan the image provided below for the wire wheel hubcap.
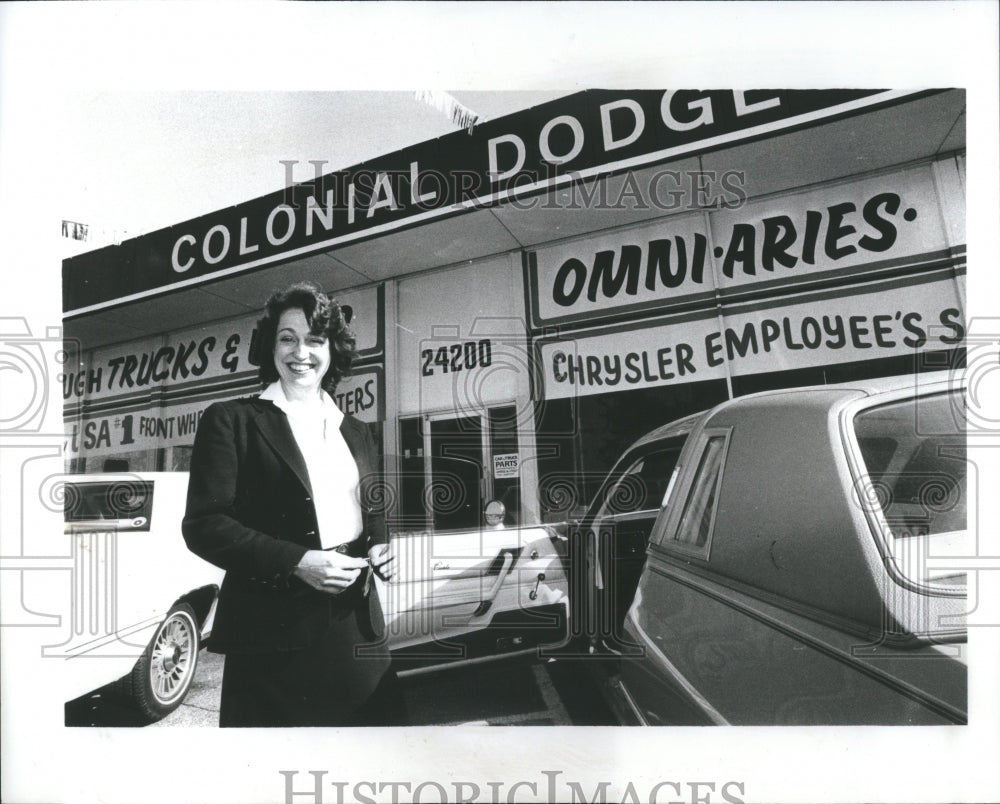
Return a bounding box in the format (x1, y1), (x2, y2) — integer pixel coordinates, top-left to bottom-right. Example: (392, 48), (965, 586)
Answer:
(150, 614), (195, 704)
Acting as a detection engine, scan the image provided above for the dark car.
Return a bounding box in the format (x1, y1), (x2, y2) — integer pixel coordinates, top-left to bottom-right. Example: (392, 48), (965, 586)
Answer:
(580, 372), (968, 725)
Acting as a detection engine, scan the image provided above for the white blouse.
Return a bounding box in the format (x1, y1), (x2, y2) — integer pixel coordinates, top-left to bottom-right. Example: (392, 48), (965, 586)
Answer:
(259, 382), (363, 550)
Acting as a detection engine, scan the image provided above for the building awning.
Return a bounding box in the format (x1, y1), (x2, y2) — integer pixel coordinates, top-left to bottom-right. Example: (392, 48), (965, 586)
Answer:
(62, 89), (964, 352)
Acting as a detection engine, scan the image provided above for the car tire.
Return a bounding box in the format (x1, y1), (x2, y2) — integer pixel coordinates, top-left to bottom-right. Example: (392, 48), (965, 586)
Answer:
(124, 603), (201, 722)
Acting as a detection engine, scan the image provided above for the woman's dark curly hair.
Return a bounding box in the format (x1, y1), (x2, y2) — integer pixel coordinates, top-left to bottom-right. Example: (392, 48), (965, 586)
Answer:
(256, 281), (357, 391)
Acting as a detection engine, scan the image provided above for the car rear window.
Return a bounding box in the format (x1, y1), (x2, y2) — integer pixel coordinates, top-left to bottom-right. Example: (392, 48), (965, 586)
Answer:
(672, 434), (727, 550)
(64, 480), (155, 530)
(854, 391), (966, 586)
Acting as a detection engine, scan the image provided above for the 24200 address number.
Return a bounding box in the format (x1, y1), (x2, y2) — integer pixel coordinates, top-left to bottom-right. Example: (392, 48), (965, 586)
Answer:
(421, 340), (493, 376)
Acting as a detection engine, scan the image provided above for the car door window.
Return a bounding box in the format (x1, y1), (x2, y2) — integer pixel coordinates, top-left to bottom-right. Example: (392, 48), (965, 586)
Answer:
(597, 440), (686, 519)
(672, 434), (727, 549)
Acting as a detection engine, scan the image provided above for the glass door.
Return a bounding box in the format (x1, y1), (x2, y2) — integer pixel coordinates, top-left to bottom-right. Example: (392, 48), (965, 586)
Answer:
(426, 414), (487, 531)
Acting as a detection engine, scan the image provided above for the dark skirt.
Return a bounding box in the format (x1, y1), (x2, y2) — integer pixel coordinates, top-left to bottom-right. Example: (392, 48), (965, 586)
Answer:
(218, 590), (402, 727)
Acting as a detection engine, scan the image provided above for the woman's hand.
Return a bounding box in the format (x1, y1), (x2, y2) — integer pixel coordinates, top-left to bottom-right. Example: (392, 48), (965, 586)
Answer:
(368, 544), (396, 582)
(293, 550), (368, 594)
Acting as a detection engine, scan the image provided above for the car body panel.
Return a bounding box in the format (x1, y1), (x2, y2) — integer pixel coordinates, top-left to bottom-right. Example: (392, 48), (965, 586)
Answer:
(607, 372), (967, 725)
(385, 524), (568, 657)
(51, 473), (225, 703)
(625, 559), (966, 725)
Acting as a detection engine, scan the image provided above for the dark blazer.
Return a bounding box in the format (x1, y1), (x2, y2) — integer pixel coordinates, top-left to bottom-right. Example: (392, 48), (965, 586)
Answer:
(182, 396), (387, 654)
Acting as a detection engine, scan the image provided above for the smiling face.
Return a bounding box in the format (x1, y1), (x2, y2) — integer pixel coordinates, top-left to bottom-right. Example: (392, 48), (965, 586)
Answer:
(273, 308), (331, 400)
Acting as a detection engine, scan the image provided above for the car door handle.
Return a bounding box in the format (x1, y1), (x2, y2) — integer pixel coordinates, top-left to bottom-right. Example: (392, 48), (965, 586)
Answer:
(472, 549), (517, 617)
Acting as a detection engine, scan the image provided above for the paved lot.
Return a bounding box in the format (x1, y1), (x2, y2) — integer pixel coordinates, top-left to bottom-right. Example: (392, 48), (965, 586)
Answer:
(65, 649), (617, 727)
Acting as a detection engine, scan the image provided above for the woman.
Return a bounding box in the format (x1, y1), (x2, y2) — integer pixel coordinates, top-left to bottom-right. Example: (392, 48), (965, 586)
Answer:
(182, 281), (401, 727)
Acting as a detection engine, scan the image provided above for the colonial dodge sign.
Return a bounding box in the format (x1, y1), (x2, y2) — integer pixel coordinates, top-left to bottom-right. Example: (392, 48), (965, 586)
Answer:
(62, 90), (931, 316)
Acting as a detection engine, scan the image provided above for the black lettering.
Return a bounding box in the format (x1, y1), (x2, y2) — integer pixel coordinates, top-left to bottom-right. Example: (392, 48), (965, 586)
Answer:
(726, 323), (758, 359)
(83, 421), (98, 449)
(782, 317), (804, 350)
(641, 352), (657, 382)
(585, 355), (603, 385)
(823, 315), (847, 349)
(135, 353), (154, 386)
(624, 352), (642, 382)
(434, 346), (449, 373)
(221, 334), (240, 372)
(96, 420), (111, 448)
(760, 319), (781, 352)
(656, 347), (675, 380)
(86, 368), (102, 395)
(152, 346), (174, 382)
(107, 356), (124, 388)
(603, 355), (622, 385)
(939, 308), (965, 344)
(363, 378), (376, 409)
(705, 332), (724, 367)
(677, 342), (695, 375)
(565, 353), (584, 384)
(801, 209), (823, 265)
(646, 239), (677, 289)
(553, 258), (587, 307)
(849, 315), (873, 349)
(801, 317), (822, 349)
(825, 202), (858, 260)
(587, 246), (642, 301)
(722, 223), (756, 277)
(192, 337), (215, 376)
(859, 192), (901, 252)
(171, 341), (196, 380)
(902, 312), (926, 347)
(552, 352), (567, 382)
(120, 355), (138, 388)
(873, 314), (896, 348)
(690, 232), (707, 284)
(761, 215), (798, 271)
(177, 412), (199, 436)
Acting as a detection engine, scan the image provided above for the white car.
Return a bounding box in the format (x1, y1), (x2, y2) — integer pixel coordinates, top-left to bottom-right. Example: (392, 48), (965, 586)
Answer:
(58, 472), (225, 722)
(54, 473), (569, 720)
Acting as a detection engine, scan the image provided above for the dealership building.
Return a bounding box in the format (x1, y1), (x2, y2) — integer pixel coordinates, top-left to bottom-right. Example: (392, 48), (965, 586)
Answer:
(62, 89), (966, 529)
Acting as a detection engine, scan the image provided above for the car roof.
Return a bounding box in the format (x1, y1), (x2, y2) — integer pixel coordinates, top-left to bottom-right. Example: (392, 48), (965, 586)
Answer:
(730, 369), (960, 404)
(623, 370), (961, 454)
